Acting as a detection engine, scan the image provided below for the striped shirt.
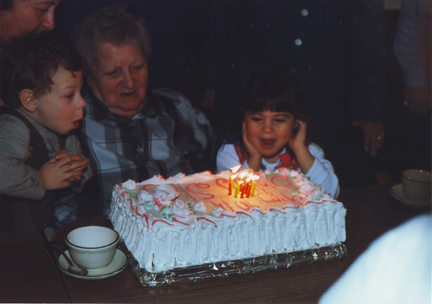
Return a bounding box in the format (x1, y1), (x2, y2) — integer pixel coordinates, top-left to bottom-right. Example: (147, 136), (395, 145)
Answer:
(77, 85), (213, 215)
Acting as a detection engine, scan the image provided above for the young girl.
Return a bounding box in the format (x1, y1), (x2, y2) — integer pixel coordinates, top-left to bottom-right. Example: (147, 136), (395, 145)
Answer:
(216, 68), (339, 198)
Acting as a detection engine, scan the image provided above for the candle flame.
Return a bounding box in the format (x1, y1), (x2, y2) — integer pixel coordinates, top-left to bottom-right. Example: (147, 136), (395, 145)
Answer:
(238, 171), (248, 180)
(231, 165), (241, 174)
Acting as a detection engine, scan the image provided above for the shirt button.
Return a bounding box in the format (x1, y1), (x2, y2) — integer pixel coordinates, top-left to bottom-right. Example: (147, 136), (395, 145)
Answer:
(301, 9), (309, 16)
(294, 39), (302, 46)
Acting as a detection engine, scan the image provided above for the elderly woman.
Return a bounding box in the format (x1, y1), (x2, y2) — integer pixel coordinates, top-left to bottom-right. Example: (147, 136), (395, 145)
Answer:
(70, 6), (213, 217)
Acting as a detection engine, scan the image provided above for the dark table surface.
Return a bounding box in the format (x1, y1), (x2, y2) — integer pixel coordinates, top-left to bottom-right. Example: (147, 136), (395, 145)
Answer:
(0, 232), (70, 303)
(49, 183), (429, 303)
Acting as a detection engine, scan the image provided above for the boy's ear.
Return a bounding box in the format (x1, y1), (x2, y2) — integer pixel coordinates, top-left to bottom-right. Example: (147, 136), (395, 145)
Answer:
(19, 89), (37, 112)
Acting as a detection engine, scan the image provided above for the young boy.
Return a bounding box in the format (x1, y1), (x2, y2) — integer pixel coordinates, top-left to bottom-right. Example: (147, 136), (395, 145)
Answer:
(0, 33), (92, 242)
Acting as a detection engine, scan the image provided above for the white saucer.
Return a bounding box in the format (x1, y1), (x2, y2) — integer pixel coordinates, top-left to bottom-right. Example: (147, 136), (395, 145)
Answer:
(390, 184), (431, 208)
(58, 248), (128, 280)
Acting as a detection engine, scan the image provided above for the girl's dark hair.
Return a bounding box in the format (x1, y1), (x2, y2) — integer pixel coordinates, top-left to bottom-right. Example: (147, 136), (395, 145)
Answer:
(241, 68), (309, 120)
(0, 33), (84, 108)
(237, 67), (314, 148)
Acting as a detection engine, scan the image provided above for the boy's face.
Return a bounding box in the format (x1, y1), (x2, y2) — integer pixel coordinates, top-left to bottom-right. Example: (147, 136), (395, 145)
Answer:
(243, 110), (296, 163)
(32, 67), (85, 135)
(0, 0), (58, 45)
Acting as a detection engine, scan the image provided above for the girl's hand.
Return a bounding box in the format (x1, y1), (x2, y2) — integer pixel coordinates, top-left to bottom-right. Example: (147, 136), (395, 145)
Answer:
(289, 120), (314, 174)
(289, 120), (307, 151)
(242, 122), (262, 171)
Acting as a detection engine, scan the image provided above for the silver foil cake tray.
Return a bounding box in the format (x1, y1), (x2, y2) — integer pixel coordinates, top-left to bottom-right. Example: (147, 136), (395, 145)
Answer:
(120, 241), (348, 287)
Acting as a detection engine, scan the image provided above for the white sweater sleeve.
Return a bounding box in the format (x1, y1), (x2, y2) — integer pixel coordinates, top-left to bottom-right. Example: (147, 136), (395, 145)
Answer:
(216, 144), (249, 172)
(306, 143), (340, 198)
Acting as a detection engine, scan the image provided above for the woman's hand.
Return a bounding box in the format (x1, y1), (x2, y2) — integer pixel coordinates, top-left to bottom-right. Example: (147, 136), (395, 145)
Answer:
(242, 123), (262, 171)
(289, 120), (314, 174)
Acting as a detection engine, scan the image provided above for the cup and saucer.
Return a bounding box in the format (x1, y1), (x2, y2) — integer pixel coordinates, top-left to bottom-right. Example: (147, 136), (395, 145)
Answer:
(58, 248), (128, 280)
(390, 184), (431, 209)
(390, 169), (431, 209)
(58, 226), (128, 280)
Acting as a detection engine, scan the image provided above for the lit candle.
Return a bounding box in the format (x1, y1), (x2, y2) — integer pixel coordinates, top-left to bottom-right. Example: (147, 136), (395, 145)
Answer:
(245, 176), (252, 198)
(250, 176), (259, 197)
(234, 181), (240, 198)
(228, 165), (241, 195)
(239, 181), (244, 198)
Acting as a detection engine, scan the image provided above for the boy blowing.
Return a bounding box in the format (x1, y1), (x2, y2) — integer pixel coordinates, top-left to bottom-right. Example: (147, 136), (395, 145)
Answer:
(0, 33), (92, 242)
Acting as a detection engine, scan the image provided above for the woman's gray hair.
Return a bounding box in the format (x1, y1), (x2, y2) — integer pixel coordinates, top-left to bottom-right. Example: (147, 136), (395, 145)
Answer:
(70, 6), (152, 75)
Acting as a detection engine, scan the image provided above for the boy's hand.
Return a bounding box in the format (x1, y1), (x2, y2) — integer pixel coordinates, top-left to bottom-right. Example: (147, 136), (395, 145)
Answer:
(55, 150), (88, 182)
(242, 123), (262, 171)
(39, 151), (88, 190)
(39, 156), (85, 190)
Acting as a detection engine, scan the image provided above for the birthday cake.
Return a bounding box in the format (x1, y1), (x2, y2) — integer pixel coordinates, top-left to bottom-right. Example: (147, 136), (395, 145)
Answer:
(109, 167), (346, 276)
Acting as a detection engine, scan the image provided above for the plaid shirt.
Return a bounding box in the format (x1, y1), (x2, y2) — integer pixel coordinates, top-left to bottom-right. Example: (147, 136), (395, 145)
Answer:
(77, 85), (213, 215)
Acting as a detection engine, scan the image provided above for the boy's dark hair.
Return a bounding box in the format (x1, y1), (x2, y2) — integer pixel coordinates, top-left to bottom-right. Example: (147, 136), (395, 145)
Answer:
(0, 33), (84, 108)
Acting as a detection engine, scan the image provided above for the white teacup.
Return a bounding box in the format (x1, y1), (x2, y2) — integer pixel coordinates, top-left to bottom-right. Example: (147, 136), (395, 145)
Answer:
(401, 169), (431, 201)
(66, 226), (119, 270)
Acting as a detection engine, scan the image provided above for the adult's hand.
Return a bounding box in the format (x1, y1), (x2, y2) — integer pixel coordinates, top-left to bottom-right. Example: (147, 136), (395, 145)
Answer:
(404, 86), (430, 115)
(352, 121), (384, 156)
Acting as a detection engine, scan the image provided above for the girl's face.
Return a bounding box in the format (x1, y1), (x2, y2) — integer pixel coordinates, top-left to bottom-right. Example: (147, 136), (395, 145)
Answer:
(243, 110), (296, 163)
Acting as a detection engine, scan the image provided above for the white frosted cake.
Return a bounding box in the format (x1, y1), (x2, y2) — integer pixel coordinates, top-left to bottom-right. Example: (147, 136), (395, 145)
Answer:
(109, 168), (346, 273)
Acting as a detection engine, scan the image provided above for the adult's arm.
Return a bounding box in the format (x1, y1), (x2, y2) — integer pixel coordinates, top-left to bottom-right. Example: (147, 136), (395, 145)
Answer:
(394, 0), (431, 115)
(344, 0), (387, 155)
